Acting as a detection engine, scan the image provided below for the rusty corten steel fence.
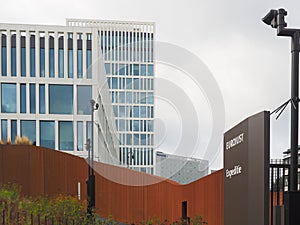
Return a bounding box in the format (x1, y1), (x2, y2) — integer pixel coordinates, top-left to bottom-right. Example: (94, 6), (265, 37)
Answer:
(0, 145), (224, 225)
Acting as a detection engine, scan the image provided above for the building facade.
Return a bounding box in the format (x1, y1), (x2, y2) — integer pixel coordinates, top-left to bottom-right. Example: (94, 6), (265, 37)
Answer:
(0, 23), (119, 165)
(155, 151), (209, 184)
(0, 19), (155, 172)
(67, 19), (155, 173)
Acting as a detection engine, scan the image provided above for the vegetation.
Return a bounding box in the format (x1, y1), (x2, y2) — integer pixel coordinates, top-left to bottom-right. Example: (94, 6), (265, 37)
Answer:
(0, 135), (32, 145)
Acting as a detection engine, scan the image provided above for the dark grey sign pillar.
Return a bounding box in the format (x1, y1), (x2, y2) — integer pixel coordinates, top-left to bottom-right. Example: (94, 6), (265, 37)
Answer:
(224, 111), (270, 225)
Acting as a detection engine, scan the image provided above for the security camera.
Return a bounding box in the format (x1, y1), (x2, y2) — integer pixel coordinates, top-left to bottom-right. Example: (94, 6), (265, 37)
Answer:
(262, 9), (277, 27)
(95, 103), (99, 110)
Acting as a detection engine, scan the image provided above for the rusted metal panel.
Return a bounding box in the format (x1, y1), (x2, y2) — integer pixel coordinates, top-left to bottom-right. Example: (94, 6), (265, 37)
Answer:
(0, 145), (225, 225)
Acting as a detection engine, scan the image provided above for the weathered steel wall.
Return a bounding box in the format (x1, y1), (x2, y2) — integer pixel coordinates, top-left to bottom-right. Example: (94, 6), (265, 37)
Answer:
(0, 145), (224, 225)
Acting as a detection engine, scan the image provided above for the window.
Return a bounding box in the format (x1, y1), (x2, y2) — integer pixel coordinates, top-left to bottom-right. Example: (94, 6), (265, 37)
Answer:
(39, 84), (45, 114)
(119, 91), (125, 103)
(126, 78), (132, 89)
(87, 50), (92, 78)
(21, 120), (36, 144)
(49, 85), (73, 114)
(105, 63), (110, 75)
(87, 121), (92, 142)
(11, 35), (16, 77)
(49, 41), (54, 78)
(148, 92), (154, 104)
(133, 106), (139, 117)
(148, 64), (154, 76)
(119, 64), (125, 75)
(68, 50), (73, 78)
(77, 121), (83, 151)
(40, 37), (45, 77)
(30, 38), (36, 77)
(119, 106), (125, 117)
(58, 37), (64, 78)
(141, 64), (146, 76)
(133, 78), (139, 90)
(11, 120), (17, 143)
(21, 37), (26, 77)
(112, 77), (118, 89)
(40, 121), (55, 149)
(119, 119), (125, 131)
(77, 85), (91, 115)
(1, 83), (16, 113)
(1, 119), (7, 141)
(1, 35), (7, 76)
(30, 84), (36, 113)
(133, 64), (139, 75)
(133, 120), (139, 132)
(20, 84), (26, 113)
(59, 121), (74, 150)
(148, 120), (153, 132)
(77, 49), (83, 78)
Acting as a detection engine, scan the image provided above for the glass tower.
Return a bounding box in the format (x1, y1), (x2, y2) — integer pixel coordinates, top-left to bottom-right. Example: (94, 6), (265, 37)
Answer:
(67, 20), (155, 174)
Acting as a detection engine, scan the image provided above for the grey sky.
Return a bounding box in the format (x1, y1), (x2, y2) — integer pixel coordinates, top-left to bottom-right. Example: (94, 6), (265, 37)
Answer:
(1, 0), (299, 169)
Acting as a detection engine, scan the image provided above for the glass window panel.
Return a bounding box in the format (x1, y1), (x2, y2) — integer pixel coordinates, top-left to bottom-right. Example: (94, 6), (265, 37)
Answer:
(148, 120), (153, 132)
(141, 92), (146, 104)
(59, 121), (74, 150)
(49, 85), (73, 114)
(126, 78), (132, 89)
(113, 105), (118, 117)
(59, 49), (64, 78)
(49, 48), (54, 77)
(141, 64), (146, 76)
(11, 47), (16, 76)
(40, 121), (55, 149)
(112, 77), (118, 89)
(134, 120), (139, 132)
(40, 48), (45, 77)
(1, 119), (7, 141)
(30, 48), (35, 77)
(119, 64), (125, 75)
(133, 106), (139, 117)
(105, 63), (110, 75)
(87, 121), (92, 142)
(21, 48), (26, 77)
(1, 83), (16, 113)
(77, 49), (83, 78)
(141, 106), (146, 118)
(134, 134), (139, 145)
(21, 120), (36, 144)
(119, 91), (125, 103)
(77, 85), (91, 115)
(39, 84), (45, 114)
(126, 92), (132, 104)
(77, 121), (83, 151)
(30, 84), (36, 114)
(119, 119), (125, 131)
(133, 64), (139, 75)
(107, 77), (111, 89)
(133, 78), (139, 90)
(126, 134), (132, 145)
(11, 120), (17, 143)
(87, 50), (92, 79)
(148, 92), (154, 104)
(20, 84), (26, 113)
(1, 47), (7, 76)
(68, 49), (73, 78)
(148, 64), (154, 76)
(119, 106), (125, 117)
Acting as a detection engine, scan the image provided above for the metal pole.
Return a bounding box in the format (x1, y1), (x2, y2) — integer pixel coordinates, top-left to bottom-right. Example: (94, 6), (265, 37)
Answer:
(290, 32), (299, 191)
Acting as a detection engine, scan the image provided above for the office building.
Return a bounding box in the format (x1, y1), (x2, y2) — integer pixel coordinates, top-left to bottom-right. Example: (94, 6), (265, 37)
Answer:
(155, 151), (209, 184)
(0, 22), (119, 164)
(0, 19), (155, 172)
(67, 19), (155, 173)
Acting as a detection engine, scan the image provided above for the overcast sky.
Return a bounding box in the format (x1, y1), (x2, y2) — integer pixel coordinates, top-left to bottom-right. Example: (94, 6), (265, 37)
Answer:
(1, 0), (300, 170)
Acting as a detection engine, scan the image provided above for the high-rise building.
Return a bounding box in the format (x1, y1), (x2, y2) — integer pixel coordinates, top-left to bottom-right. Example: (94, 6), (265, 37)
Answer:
(0, 19), (155, 173)
(67, 19), (155, 174)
